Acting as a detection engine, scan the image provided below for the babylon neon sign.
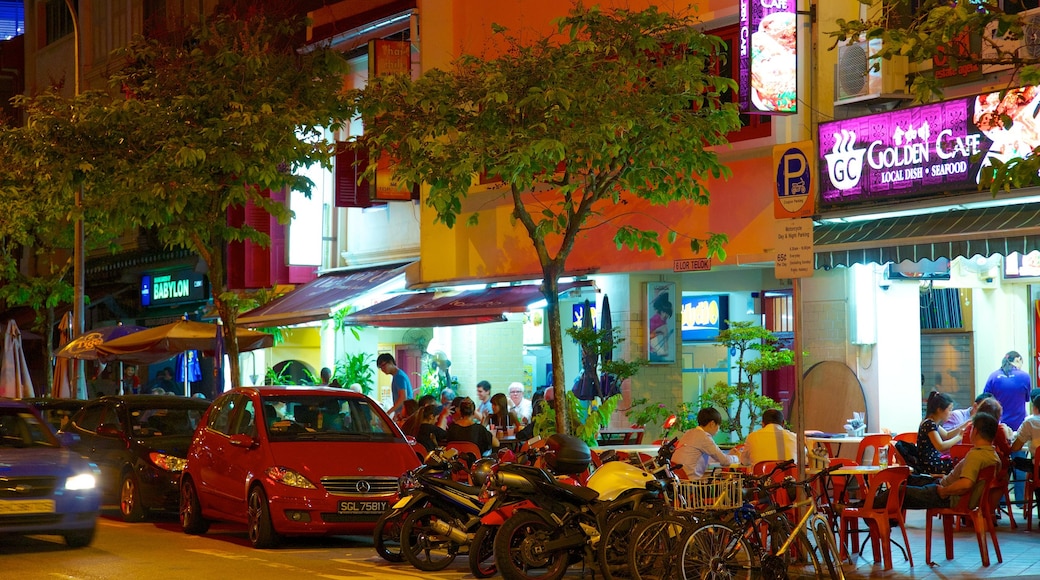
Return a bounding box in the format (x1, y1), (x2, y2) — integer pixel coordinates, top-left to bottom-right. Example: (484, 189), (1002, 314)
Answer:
(819, 85), (1040, 206)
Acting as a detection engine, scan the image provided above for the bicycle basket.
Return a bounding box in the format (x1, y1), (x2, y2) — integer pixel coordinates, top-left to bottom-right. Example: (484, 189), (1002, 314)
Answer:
(675, 471), (744, 510)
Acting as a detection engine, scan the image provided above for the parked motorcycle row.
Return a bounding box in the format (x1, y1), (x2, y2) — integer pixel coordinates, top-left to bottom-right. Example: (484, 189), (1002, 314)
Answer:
(373, 434), (684, 580)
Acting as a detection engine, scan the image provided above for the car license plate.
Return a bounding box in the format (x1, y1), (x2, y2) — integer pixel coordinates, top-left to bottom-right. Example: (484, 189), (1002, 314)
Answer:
(338, 500), (387, 514)
(0, 499), (55, 514)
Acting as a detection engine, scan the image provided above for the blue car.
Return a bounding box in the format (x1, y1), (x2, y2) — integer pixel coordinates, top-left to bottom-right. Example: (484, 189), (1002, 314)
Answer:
(0, 399), (101, 547)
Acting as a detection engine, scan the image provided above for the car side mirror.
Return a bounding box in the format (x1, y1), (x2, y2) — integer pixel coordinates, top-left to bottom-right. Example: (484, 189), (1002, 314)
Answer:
(228, 434), (256, 449)
(97, 424), (125, 438)
(56, 432), (81, 447)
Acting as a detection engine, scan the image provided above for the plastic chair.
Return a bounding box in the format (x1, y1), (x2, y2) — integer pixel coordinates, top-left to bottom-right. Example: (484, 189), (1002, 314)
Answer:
(838, 466), (912, 570)
(1025, 454), (1040, 531)
(445, 440), (482, 467)
(925, 465), (1001, 567)
(855, 434), (893, 466)
(949, 443), (973, 463)
(893, 432), (917, 445)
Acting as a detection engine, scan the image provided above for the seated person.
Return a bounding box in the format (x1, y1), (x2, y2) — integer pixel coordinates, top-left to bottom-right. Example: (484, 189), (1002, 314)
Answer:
(962, 398), (1014, 467)
(918, 391), (968, 474)
(415, 406), (448, 452)
(672, 407), (739, 480)
(739, 408), (797, 466)
(484, 393), (522, 431)
(444, 399), (496, 455)
(942, 392), (992, 431)
(1010, 393), (1040, 472)
(877, 412), (1001, 509)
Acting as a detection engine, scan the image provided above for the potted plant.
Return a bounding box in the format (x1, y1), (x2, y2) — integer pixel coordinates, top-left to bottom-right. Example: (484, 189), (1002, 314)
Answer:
(334, 352), (375, 396)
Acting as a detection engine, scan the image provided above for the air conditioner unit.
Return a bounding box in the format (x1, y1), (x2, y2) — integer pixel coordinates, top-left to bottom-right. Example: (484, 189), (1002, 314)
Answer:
(981, 7), (1040, 74)
(834, 38), (909, 106)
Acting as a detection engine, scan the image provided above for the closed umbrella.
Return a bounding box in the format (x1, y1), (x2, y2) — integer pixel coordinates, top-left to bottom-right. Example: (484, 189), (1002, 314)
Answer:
(1, 320), (35, 398)
(52, 312), (76, 398)
(599, 294), (620, 398)
(175, 351), (202, 397)
(572, 299), (601, 400)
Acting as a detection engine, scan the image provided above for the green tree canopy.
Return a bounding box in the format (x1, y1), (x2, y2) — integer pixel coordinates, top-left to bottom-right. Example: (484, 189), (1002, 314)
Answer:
(353, 3), (741, 433)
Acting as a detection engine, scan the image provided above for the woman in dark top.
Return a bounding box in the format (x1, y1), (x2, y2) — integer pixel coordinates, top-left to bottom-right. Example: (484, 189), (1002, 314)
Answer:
(483, 393), (521, 431)
(445, 399), (497, 455)
(917, 391), (966, 474)
(415, 406), (448, 452)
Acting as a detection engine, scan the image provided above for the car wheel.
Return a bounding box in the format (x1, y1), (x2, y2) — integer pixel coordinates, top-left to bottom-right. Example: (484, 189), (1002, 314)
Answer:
(120, 472), (146, 522)
(180, 476), (210, 535)
(247, 485), (280, 549)
(64, 526), (96, 548)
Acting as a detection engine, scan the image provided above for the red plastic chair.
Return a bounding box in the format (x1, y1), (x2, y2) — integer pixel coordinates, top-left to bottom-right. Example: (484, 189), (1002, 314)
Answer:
(925, 465), (1002, 567)
(838, 466), (912, 570)
(855, 434), (893, 466)
(1026, 455), (1040, 531)
(445, 441), (482, 466)
(893, 432), (917, 445)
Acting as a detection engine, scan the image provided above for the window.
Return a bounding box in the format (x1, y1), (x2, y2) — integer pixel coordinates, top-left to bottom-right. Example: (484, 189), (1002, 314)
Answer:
(710, 24), (772, 142)
(44, 0), (75, 45)
(74, 405), (104, 432)
(206, 394), (240, 435)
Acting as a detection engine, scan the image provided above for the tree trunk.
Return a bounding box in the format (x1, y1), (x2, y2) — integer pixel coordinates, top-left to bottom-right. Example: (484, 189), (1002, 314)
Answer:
(196, 233), (242, 391)
(542, 271), (569, 435)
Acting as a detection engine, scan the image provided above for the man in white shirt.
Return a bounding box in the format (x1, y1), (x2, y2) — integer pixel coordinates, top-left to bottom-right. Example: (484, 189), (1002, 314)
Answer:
(507, 382), (533, 424)
(1011, 394), (1040, 473)
(672, 407), (740, 480)
(740, 408), (797, 467)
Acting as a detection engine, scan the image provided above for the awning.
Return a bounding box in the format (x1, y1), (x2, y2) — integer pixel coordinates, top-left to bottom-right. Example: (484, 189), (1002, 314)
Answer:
(343, 283), (587, 328)
(814, 203), (1040, 269)
(237, 264), (410, 328)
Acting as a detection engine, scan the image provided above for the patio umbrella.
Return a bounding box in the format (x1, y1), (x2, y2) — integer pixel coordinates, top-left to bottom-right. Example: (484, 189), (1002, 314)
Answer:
(572, 299), (601, 401)
(96, 319), (273, 365)
(52, 312), (76, 398)
(1, 320), (35, 398)
(56, 322), (147, 361)
(213, 320), (226, 394)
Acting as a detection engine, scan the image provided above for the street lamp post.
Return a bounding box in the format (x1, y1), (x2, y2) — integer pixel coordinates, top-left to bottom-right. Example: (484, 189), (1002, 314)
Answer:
(63, 0), (85, 397)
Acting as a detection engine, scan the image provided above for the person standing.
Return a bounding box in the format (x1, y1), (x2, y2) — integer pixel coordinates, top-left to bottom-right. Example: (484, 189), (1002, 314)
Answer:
(319, 367), (332, 385)
(475, 380), (493, 422)
(672, 407), (739, 480)
(507, 382), (533, 424)
(984, 350), (1033, 502)
(377, 353), (413, 419)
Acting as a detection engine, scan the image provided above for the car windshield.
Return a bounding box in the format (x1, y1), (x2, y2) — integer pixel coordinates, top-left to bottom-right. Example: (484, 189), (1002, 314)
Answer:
(260, 395), (398, 442)
(128, 407), (205, 438)
(0, 408), (59, 448)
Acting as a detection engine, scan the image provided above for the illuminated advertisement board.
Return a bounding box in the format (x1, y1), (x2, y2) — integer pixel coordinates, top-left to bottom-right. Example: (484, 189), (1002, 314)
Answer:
(739, 0), (797, 115)
(681, 295), (729, 342)
(819, 85), (1040, 207)
(141, 269), (209, 308)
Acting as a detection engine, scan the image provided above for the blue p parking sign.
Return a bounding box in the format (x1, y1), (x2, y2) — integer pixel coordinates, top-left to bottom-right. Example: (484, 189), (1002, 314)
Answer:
(773, 142), (815, 218)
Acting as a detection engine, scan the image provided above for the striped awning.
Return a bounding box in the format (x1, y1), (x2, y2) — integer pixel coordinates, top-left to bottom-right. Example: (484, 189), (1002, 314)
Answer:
(814, 203), (1040, 268)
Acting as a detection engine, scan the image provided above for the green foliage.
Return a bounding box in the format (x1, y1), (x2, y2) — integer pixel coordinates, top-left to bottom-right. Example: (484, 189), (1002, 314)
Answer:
(828, 1), (1040, 192)
(625, 397), (673, 429)
(264, 365), (294, 386)
(334, 352), (375, 395)
(535, 392), (622, 447)
(697, 321), (789, 441)
(352, 3), (739, 433)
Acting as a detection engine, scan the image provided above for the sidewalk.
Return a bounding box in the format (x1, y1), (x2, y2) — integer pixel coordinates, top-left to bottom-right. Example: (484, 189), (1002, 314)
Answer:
(836, 509), (1040, 579)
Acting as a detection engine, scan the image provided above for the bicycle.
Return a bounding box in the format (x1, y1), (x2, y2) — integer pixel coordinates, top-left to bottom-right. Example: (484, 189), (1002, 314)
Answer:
(678, 464), (845, 580)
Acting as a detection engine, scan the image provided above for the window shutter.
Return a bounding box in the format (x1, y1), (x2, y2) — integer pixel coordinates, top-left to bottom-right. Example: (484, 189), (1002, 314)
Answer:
(243, 193), (272, 288)
(335, 146), (373, 208)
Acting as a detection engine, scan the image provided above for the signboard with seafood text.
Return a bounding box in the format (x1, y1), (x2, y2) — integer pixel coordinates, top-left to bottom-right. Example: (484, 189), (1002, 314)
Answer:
(739, 0), (797, 114)
(819, 85), (1040, 207)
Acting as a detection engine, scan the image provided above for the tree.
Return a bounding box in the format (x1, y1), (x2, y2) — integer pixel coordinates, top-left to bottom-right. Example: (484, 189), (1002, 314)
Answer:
(352, 4), (741, 434)
(829, 0), (1040, 190)
(102, 10), (351, 388)
(0, 89), (134, 369)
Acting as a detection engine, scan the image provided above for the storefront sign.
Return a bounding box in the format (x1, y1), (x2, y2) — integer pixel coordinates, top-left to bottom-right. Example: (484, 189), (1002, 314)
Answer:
(680, 295), (729, 342)
(819, 84), (1040, 207)
(141, 269), (208, 308)
(773, 141), (815, 218)
(572, 303), (596, 328)
(739, 0), (797, 115)
(369, 39), (415, 202)
(673, 258), (711, 272)
(774, 218), (813, 279)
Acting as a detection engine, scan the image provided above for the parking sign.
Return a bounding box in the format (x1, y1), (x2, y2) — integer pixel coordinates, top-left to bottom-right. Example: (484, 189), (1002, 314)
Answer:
(773, 141), (815, 219)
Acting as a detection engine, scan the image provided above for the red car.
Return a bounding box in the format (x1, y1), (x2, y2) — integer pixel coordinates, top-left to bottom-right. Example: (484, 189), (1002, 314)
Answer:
(179, 386), (421, 548)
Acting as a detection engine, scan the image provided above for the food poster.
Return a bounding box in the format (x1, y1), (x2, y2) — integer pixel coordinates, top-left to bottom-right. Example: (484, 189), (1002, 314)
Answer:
(819, 85), (1040, 206)
(739, 0), (797, 114)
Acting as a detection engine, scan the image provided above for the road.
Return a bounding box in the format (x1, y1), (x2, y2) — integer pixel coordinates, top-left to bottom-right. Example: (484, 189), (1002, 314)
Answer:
(0, 507), (472, 580)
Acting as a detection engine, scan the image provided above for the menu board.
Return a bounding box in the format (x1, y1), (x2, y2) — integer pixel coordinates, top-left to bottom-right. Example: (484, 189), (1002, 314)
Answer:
(819, 85), (1040, 207)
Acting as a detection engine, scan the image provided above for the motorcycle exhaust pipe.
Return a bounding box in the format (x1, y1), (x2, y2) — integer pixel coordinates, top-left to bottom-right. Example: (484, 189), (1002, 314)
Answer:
(429, 518), (470, 545)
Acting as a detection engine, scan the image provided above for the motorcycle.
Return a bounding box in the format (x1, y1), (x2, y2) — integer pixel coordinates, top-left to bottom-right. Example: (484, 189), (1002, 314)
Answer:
(490, 434), (670, 580)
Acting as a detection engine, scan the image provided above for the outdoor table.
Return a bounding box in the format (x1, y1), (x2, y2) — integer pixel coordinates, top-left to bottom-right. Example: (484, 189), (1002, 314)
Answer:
(597, 427), (645, 446)
(805, 433), (867, 458)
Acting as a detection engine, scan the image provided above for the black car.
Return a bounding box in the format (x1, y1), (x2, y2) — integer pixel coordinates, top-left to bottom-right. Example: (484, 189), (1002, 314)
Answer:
(65, 395), (211, 521)
(21, 398), (89, 433)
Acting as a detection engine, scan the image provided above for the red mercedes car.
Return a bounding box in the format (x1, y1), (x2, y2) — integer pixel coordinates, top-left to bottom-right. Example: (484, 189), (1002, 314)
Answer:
(179, 386), (420, 548)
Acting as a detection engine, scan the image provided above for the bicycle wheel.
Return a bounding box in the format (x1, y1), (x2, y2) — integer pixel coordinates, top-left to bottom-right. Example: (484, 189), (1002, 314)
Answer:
(679, 522), (755, 580)
(812, 518), (845, 580)
(598, 509), (654, 580)
(628, 514), (693, 580)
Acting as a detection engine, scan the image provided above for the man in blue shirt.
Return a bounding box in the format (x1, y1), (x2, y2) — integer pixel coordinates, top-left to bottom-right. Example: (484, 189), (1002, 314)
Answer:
(377, 353), (413, 419)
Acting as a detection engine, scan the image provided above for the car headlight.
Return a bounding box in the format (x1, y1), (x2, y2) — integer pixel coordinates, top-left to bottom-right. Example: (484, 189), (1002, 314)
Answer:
(149, 452), (188, 472)
(65, 473), (97, 490)
(265, 466), (316, 489)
